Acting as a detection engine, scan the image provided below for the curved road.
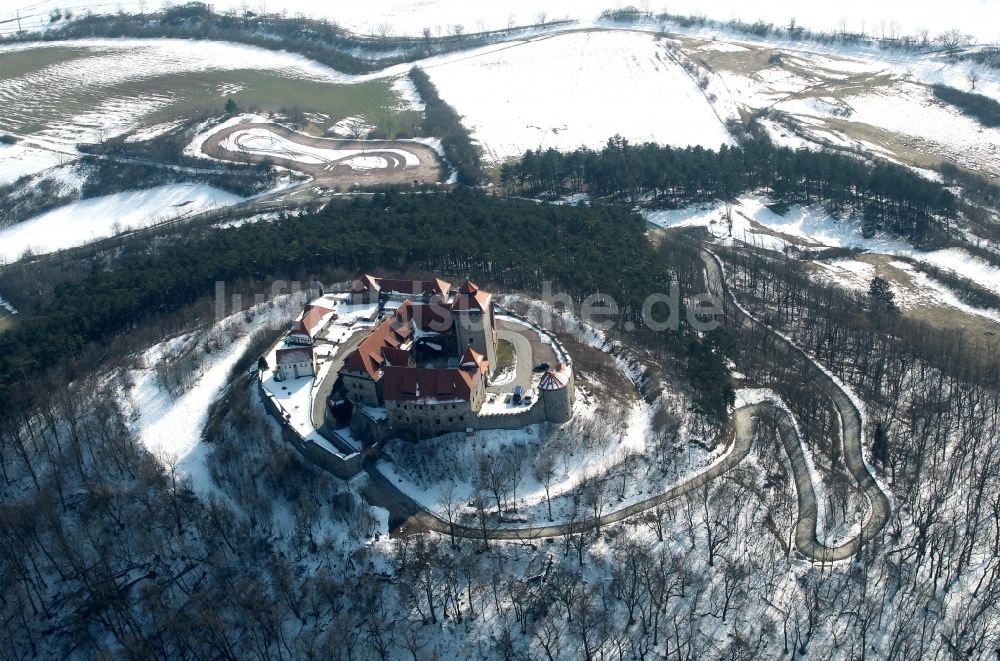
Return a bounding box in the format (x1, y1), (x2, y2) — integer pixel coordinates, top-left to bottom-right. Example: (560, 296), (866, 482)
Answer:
(360, 247), (891, 561)
(201, 122), (443, 188)
(699, 249), (891, 561)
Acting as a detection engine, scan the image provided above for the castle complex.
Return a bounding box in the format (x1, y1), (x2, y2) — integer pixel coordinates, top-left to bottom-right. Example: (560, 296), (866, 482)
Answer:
(265, 274), (575, 444)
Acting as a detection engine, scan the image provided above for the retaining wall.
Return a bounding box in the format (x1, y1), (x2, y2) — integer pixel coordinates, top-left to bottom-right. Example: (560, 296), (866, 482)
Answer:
(475, 398), (548, 431)
(257, 377), (365, 479)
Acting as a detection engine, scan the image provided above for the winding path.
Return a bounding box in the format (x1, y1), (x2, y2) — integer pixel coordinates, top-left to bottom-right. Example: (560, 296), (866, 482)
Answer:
(700, 249), (891, 561)
(362, 247), (891, 561)
(201, 122), (443, 188)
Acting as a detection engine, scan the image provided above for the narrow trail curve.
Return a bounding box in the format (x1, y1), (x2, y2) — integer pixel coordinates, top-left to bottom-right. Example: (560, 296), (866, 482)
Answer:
(366, 404), (759, 542)
(362, 248), (891, 562)
(700, 249), (891, 561)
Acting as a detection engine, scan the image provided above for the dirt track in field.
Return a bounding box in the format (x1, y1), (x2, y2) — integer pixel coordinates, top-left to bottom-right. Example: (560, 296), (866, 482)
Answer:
(200, 122), (444, 189)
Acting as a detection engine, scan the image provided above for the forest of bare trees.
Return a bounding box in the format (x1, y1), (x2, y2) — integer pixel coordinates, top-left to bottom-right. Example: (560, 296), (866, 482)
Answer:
(3, 228), (1000, 657)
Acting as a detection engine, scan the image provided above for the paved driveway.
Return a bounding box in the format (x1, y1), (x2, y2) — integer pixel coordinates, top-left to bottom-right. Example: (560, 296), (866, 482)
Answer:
(489, 328), (533, 394)
(310, 327), (373, 428)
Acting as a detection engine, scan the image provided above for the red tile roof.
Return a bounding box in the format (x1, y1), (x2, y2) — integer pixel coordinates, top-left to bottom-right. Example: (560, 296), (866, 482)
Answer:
(382, 347), (412, 367)
(382, 366), (478, 403)
(540, 364), (571, 390)
(289, 305), (334, 339)
(451, 279), (492, 313)
(460, 347), (489, 375)
(350, 274), (380, 295)
(377, 277), (451, 298)
(342, 318), (413, 380)
(390, 298), (455, 334)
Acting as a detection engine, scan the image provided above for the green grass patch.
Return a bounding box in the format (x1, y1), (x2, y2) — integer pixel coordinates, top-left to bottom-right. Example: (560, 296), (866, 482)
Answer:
(0, 49), (420, 139)
(0, 46), (91, 81)
(144, 70), (420, 136)
(495, 338), (516, 374)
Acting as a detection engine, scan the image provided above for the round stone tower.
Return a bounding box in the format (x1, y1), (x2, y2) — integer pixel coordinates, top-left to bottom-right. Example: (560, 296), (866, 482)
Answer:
(540, 363), (575, 424)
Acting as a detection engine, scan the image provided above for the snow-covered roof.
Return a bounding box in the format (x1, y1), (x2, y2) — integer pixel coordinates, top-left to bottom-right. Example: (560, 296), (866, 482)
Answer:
(276, 347), (314, 365)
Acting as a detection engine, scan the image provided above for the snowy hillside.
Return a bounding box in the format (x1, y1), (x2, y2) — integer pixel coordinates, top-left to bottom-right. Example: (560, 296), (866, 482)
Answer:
(0, 139), (68, 183)
(425, 30), (734, 161)
(0, 183), (244, 262)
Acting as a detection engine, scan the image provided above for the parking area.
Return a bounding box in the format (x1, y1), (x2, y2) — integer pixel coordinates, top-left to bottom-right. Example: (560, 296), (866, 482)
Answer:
(483, 316), (561, 412)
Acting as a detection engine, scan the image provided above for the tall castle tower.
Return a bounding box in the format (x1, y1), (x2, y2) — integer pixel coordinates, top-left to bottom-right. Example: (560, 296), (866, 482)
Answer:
(452, 279), (497, 375)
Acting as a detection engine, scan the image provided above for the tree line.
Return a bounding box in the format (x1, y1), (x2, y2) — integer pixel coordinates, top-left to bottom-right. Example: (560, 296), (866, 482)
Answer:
(932, 84), (1000, 127)
(408, 67), (483, 184)
(502, 134), (960, 245)
(0, 189), (732, 422)
(2, 2), (551, 75)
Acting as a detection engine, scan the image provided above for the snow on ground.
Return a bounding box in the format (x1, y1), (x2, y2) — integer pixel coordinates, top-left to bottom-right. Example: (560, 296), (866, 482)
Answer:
(378, 391), (725, 529)
(0, 183), (244, 263)
(734, 386), (851, 544)
(219, 126), (421, 166)
(424, 30), (734, 162)
(328, 115), (375, 138)
(259, 339), (344, 450)
(34, 93), (176, 144)
(812, 259), (877, 291)
(773, 80), (1000, 178)
(846, 83), (1000, 170)
(391, 75), (425, 111)
(124, 297), (302, 497)
(0, 38), (378, 143)
(183, 113), (273, 159)
(889, 260), (1000, 324)
(0, 293), (17, 314)
(0, 141), (69, 184)
(123, 119), (185, 142)
(7, 0), (996, 42)
(647, 196), (1000, 304)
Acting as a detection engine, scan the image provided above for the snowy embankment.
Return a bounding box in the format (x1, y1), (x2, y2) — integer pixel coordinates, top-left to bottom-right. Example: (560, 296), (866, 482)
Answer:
(647, 197), (1000, 316)
(424, 30), (734, 162)
(0, 184), (244, 263)
(0, 141), (70, 184)
(123, 296), (302, 497)
(0, 293), (17, 314)
(377, 396), (722, 528)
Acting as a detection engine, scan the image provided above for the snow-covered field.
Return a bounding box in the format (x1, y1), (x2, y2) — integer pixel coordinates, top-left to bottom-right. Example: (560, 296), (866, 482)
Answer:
(0, 183), (243, 262)
(4, 0), (997, 42)
(765, 79), (1000, 177)
(425, 30), (734, 161)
